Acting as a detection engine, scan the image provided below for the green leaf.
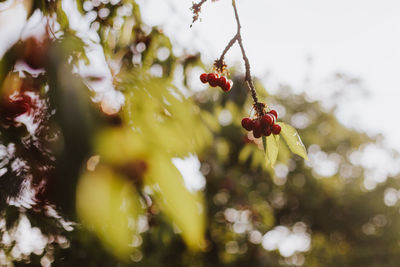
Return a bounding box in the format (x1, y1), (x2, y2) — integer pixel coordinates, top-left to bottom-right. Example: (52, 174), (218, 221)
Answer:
(267, 135), (280, 167)
(277, 122), (308, 160)
(56, 1), (69, 30)
(238, 145), (253, 163)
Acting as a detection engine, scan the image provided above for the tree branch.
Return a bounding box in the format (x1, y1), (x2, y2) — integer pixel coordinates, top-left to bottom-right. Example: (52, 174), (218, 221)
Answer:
(216, 0), (263, 115)
(190, 0), (209, 27)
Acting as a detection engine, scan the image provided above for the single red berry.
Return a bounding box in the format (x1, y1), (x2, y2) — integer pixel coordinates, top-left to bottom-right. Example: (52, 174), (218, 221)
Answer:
(270, 113), (276, 124)
(221, 80), (233, 92)
(271, 124), (281, 135)
(253, 129), (262, 138)
(23, 36), (49, 69)
(269, 109), (278, 119)
(218, 76), (227, 87)
(264, 126), (272, 136)
(261, 114), (274, 127)
(200, 73), (208, 83)
(208, 73), (219, 87)
(252, 119), (262, 138)
(2, 94), (32, 120)
(241, 117), (253, 131)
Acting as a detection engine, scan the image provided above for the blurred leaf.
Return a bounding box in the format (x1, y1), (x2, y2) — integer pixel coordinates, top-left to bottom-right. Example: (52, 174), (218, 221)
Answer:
(267, 134), (279, 167)
(76, 166), (141, 259)
(56, 1), (69, 30)
(277, 122), (308, 160)
(146, 155), (205, 250)
(95, 127), (148, 165)
(262, 135), (268, 162)
(239, 145), (253, 163)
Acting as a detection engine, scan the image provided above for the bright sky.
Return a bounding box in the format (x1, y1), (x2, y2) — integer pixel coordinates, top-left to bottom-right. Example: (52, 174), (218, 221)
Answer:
(137, 0), (400, 151)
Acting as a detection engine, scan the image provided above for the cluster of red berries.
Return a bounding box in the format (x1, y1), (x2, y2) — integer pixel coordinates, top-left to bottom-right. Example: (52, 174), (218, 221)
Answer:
(200, 73), (233, 92)
(241, 110), (281, 138)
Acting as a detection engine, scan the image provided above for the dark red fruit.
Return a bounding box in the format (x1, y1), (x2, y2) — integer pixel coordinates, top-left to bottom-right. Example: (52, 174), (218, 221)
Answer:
(200, 73), (208, 83)
(1, 94), (32, 121)
(253, 130), (262, 138)
(264, 126), (272, 136)
(23, 36), (50, 69)
(269, 109), (278, 119)
(208, 73), (219, 87)
(218, 76), (227, 87)
(241, 118), (253, 131)
(252, 119), (262, 138)
(271, 124), (281, 135)
(221, 79), (233, 92)
(261, 114), (274, 127)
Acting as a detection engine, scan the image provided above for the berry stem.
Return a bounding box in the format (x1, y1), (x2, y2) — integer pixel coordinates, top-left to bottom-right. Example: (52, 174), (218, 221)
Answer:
(217, 0), (262, 115)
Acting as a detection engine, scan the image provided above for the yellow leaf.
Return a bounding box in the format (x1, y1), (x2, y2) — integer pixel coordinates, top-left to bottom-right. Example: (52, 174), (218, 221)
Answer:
(146, 155), (205, 250)
(76, 166), (142, 259)
(266, 135), (279, 167)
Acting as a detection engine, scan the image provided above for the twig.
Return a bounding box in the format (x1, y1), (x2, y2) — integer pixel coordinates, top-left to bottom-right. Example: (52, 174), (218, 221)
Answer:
(190, 0), (209, 27)
(216, 0), (264, 115)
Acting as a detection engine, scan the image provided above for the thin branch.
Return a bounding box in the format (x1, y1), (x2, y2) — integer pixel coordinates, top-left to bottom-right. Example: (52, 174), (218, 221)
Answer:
(216, 0), (263, 115)
(190, 0), (209, 27)
(231, 0), (261, 112)
(219, 34), (237, 62)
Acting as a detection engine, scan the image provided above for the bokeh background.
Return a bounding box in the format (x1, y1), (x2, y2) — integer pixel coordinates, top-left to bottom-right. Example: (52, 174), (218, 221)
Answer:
(1, 0), (400, 266)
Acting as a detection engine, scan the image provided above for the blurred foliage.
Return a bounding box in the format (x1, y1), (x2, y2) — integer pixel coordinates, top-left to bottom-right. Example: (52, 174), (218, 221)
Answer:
(0, 0), (400, 267)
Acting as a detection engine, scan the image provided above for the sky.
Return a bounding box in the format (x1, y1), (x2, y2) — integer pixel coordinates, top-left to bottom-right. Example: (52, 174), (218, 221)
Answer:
(137, 0), (400, 152)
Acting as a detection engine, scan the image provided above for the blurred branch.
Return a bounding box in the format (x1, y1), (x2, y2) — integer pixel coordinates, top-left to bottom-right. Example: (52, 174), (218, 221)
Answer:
(216, 0), (262, 114)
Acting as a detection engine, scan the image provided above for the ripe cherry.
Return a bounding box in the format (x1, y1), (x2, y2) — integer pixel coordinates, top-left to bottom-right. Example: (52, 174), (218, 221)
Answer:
(269, 109), (278, 119)
(1, 94), (33, 121)
(252, 119), (262, 138)
(218, 76), (227, 87)
(271, 124), (281, 135)
(253, 129), (262, 138)
(200, 73), (208, 83)
(241, 118), (253, 131)
(261, 113), (274, 127)
(221, 79), (232, 92)
(23, 36), (49, 69)
(264, 126), (272, 136)
(208, 73), (219, 87)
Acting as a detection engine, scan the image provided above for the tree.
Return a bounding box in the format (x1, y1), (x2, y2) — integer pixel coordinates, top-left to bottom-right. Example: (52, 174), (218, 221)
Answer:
(1, 1), (399, 266)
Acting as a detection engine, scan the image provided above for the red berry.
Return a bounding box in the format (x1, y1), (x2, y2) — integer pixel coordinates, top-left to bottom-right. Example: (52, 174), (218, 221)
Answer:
(218, 76), (227, 87)
(264, 126), (272, 136)
(221, 80), (233, 92)
(261, 114), (274, 127)
(252, 119), (262, 138)
(253, 130), (262, 138)
(208, 73), (219, 87)
(271, 124), (281, 135)
(200, 73), (208, 83)
(270, 113), (276, 124)
(23, 36), (49, 69)
(269, 109), (278, 119)
(2, 94), (32, 120)
(241, 118), (253, 131)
